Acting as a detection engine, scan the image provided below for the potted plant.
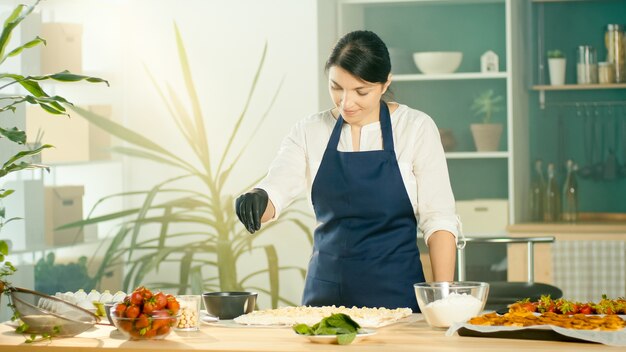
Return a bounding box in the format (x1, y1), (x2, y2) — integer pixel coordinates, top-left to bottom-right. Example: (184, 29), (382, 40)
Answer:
(469, 89), (504, 152)
(62, 24), (312, 308)
(1, 0), (107, 307)
(547, 49), (566, 86)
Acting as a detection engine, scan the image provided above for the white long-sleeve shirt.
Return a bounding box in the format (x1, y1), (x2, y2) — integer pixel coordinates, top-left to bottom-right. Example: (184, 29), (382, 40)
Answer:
(256, 103), (460, 245)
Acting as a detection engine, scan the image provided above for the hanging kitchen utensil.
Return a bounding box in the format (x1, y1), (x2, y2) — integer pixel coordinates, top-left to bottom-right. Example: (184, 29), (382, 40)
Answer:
(603, 107), (617, 180)
(620, 106), (626, 178)
(557, 109), (566, 173)
(578, 104), (595, 179)
(592, 106), (604, 180)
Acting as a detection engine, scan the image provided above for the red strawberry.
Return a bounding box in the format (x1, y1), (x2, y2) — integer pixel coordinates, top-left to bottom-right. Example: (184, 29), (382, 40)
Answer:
(125, 305), (140, 319)
(130, 291), (143, 306)
(153, 292), (167, 310)
(166, 295), (180, 314)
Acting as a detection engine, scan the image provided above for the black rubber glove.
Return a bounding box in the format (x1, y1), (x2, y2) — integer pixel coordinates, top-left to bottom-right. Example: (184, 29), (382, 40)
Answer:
(235, 188), (269, 234)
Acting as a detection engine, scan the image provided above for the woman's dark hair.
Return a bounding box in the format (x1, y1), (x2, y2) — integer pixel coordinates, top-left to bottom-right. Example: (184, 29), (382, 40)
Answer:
(325, 30), (391, 84)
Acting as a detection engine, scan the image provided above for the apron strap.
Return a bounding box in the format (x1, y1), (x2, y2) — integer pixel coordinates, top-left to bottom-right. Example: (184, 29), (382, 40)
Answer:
(379, 102), (394, 152)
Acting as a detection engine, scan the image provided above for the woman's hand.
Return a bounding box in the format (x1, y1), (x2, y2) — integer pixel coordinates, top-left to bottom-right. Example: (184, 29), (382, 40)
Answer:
(235, 188), (269, 234)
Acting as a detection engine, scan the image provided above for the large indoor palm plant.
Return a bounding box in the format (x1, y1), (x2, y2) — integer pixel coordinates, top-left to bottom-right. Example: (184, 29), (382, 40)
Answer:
(68, 23), (312, 307)
(1, 0), (107, 294)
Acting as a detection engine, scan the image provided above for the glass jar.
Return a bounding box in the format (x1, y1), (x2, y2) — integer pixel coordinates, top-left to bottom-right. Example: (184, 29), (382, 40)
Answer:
(577, 45), (598, 84)
(605, 24), (625, 83)
(598, 62), (615, 84)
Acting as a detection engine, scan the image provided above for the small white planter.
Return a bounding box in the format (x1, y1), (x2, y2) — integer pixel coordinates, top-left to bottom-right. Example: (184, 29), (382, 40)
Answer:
(548, 58), (566, 86)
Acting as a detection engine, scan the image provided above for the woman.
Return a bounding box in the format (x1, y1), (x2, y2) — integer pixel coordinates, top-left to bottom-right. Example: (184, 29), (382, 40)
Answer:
(235, 30), (459, 311)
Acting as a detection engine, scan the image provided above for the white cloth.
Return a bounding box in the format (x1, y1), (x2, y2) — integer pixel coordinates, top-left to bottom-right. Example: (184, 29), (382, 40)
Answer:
(552, 240), (626, 302)
(256, 103), (460, 245)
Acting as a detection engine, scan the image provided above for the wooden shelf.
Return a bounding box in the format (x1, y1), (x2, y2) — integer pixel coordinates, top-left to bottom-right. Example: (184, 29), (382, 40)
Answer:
(533, 83), (626, 108)
(532, 83), (626, 90)
(445, 151), (509, 159)
(341, 0), (504, 4)
(394, 72), (507, 82)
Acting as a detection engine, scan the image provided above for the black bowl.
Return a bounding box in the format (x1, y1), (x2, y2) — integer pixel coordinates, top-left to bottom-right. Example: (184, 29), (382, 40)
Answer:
(202, 291), (257, 320)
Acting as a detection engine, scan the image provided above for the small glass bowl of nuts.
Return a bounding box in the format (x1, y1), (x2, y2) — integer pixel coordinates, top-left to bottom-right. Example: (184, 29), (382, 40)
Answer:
(174, 295), (201, 331)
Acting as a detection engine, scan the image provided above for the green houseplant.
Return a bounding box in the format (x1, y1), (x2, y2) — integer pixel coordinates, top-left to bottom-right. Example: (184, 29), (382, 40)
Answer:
(65, 23), (312, 307)
(1, 0), (107, 299)
(469, 89), (504, 152)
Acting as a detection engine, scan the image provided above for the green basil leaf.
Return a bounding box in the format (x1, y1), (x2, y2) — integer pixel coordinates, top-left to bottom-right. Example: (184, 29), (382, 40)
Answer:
(293, 324), (313, 335)
(337, 332), (357, 345)
(314, 326), (338, 336)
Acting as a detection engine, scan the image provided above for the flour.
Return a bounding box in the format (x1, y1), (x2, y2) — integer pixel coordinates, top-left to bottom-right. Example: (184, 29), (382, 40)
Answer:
(422, 293), (483, 328)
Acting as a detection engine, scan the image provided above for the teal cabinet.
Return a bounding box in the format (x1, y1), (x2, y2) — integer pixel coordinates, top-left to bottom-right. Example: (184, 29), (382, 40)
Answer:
(529, 0), (626, 214)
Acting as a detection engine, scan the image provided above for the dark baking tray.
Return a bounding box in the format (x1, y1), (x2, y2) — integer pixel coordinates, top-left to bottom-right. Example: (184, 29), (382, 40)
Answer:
(457, 327), (595, 344)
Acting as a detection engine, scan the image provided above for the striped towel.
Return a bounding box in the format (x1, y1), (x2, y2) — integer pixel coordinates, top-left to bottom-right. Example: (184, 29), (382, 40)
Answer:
(552, 240), (626, 302)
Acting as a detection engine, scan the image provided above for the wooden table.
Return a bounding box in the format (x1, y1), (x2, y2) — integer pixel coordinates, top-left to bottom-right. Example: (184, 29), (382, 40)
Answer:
(0, 315), (618, 351)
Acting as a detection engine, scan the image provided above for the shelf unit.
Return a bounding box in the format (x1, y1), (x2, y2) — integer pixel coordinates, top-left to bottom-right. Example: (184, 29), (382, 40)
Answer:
(326, 0), (528, 225)
(0, 0), (125, 252)
(394, 72), (508, 81)
(528, 0), (626, 214)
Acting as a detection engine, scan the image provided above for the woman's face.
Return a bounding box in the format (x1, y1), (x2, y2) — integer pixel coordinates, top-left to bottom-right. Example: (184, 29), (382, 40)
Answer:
(328, 66), (391, 126)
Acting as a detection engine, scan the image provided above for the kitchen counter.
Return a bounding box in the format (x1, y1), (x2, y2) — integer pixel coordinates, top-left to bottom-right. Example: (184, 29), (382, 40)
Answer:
(506, 221), (626, 285)
(508, 222), (626, 235)
(0, 315), (618, 351)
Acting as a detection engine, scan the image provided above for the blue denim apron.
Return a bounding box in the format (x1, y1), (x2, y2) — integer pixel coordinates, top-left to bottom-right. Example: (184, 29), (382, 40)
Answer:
(302, 102), (424, 311)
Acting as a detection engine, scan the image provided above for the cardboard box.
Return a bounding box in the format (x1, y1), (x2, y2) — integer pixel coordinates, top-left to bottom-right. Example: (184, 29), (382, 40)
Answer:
(40, 22), (82, 74)
(456, 199), (509, 237)
(26, 105), (112, 163)
(26, 106), (89, 163)
(44, 186), (85, 246)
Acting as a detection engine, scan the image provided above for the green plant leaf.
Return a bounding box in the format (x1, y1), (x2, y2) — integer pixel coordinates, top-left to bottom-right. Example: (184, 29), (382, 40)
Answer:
(218, 75), (284, 190)
(30, 71), (110, 86)
(0, 189), (15, 199)
(0, 126), (26, 144)
(1, 36), (45, 64)
(0, 1), (39, 60)
(263, 245), (279, 308)
(0, 240), (8, 256)
(215, 42), (267, 177)
(110, 146), (188, 170)
(73, 105), (195, 171)
(173, 22), (211, 175)
(0, 74), (49, 98)
(2, 144), (52, 168)
(190, 265), (203, 294)
(178, 251), (193, 294)
(165, 83), (201, 158)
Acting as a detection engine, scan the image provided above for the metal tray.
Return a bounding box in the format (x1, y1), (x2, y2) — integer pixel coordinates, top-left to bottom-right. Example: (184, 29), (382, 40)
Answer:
(457, 326), (594, 344)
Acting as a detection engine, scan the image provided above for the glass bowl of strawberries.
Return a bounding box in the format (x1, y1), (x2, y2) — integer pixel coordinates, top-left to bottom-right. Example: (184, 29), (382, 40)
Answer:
(110, 286), (181, 340)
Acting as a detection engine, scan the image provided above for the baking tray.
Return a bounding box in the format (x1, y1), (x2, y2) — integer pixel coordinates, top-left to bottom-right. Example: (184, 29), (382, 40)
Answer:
(450, 319), (626, 347)
(457, 326), (593, 344)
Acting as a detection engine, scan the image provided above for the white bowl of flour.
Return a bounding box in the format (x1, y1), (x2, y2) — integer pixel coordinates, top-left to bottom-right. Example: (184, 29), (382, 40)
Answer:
(414, 282), (489, 328)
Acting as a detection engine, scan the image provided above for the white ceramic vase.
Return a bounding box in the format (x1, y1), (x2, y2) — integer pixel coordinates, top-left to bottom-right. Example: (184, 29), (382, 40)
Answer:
(548, 58), (566, 86)
(470, 123), (503, 152)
